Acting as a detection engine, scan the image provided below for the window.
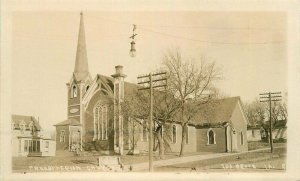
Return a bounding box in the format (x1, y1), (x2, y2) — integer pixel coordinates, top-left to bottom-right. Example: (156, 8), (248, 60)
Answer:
(29, 140), (33, 152)
(240, 131), (244, 145)
(72, 85), (77, 98)
(161, 125), (163, 139)
(45, 141), (49, 152)
(19, 121), (26, 134)
(60, 130), (65, 142)
(142, 121), (147, 141)
(172, 125), (177, 143)
(185, 126), (189, 144)
(86, 85), (90, 92)
(24, 140), (28, 152)
(207, 129), (216, 145)
(93, 103), (108, 140)
(18, 140), (21, 152)
(37, 141), (40, 152)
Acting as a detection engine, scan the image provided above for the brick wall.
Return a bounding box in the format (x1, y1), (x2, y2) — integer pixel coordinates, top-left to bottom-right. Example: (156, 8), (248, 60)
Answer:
(84, 90), (114, 151)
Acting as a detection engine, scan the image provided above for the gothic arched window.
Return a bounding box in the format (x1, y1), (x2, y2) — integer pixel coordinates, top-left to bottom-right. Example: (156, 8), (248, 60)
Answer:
(240, 131), (244, 145)
(172, 125), (177, 143)
(207, 129), (216, 145)
(93, 103), (108, 140)
(142, 120), (147, 141)
(72, 85), (77, 98)
(185, 125), (189, 144)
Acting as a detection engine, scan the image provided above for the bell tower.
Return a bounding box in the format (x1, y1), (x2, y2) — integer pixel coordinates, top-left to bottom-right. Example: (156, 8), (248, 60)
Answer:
(66, 12), (91, 134)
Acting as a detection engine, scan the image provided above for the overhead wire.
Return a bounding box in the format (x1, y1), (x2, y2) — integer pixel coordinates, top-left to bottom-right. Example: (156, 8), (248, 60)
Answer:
(15, 14), (286, 45)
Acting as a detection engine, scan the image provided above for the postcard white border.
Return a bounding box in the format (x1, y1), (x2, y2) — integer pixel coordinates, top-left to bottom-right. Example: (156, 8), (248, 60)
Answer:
(1, 0), (300, 180)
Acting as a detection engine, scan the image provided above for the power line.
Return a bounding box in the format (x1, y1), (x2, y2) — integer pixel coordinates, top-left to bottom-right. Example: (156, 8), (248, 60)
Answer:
(86, 14), (285, 45)
(139, 27), (285, 45)
(87, 14), (284, 31)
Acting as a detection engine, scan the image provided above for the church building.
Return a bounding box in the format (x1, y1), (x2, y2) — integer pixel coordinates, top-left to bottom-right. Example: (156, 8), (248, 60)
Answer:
(54, 13), (248, 155)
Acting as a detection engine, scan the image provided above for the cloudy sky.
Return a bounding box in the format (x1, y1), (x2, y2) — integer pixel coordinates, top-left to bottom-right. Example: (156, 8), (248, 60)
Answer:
(12, 11), (287, 131)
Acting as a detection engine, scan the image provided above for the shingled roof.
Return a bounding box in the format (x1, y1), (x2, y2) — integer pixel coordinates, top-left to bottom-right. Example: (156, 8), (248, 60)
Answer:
(54, 118), (81, 126)
(97, 74), (140, 96)
(11, 114), (42, 131)
(191, 96), (241, 125)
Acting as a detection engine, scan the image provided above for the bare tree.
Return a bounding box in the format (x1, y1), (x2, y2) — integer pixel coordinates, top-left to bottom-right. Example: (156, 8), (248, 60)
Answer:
(245, 96), (287, 141)
(162, 49), (221, 156)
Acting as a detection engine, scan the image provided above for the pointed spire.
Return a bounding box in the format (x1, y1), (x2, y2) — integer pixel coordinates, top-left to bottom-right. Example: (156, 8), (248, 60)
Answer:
(74, 12), (89, 82)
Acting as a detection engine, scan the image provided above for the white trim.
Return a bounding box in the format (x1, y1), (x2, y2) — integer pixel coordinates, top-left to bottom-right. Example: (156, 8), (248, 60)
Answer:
(237, 100), (248, 125)
(68, 115), (80, 118)
(68, 104), (80, 107)
(207, 128), (216, 145)
(93, 102), (109, 141)
(72, 84), (77, 98)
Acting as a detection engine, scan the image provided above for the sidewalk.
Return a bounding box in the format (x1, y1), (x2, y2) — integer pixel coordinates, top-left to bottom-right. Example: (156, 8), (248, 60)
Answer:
(124, 146), (285, 171)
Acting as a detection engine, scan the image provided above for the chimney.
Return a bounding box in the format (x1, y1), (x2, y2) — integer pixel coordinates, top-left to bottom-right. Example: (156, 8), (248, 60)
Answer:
(111, 65), (127, 78)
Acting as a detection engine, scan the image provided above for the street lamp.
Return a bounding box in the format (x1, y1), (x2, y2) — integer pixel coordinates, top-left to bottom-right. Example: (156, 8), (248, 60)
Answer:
(129, 40), (136, 57)
(129, 24), (137, 57)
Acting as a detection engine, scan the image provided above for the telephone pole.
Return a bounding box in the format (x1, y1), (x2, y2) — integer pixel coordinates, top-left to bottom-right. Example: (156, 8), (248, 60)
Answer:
(259, 92), (282, 153)
(137, 71), (167, 172)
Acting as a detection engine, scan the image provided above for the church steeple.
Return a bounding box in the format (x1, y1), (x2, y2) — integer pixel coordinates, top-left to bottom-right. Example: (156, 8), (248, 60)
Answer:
(74, 12), (89, 82)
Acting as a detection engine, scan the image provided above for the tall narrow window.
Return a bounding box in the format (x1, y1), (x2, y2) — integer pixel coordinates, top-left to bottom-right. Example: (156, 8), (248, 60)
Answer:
(72, 85), (77, 98)
(240, 131), (244, 145)
(20, 122), (26, 134)
(93, 103), (108, 140)
(185, 126), (189, 144)
(18, 140), (21, 152)
(207, 129), (216, 145)
(24, 140), (28, 152)
(45, 141), (49, 152)
(37, 141), (40, 152)
(60, 130), (65, 143)
(172, 125), (177, 143)
(86, 85), (90, 92)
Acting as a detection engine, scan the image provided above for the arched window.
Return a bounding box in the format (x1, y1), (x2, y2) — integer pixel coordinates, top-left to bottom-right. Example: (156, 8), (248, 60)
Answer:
(86, 85), (90, 92)
(240, 131), (244, 145)
(185, 125), (189, 144)
(72, 85), (77, 98)
(207, 129), (216, 145)
(93, 103), (108, 140)
(172, 125), (177, 143)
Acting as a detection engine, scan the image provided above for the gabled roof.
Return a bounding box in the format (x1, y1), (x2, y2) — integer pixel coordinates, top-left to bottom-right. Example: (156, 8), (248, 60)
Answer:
(54, 118), (81, 126)
(191, 96), (241, 125)
(11, 114), (42, 131)
(97, 74), (140, 96)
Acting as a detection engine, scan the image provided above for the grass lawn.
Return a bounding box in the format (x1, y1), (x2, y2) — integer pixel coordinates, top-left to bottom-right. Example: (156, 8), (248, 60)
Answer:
(248, 141), (286, 151)
(12, 141), (286, 173)
(155, 146), (286, 172)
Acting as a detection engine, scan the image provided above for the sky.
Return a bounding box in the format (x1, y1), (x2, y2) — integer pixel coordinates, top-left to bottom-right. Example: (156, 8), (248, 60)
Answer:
(11, 11), (287, 132)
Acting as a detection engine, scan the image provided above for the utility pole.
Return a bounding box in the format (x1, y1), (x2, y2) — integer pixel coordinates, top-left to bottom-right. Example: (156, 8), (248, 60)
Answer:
(137, 71), (167, 172)
(259, 92), (282, 153)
